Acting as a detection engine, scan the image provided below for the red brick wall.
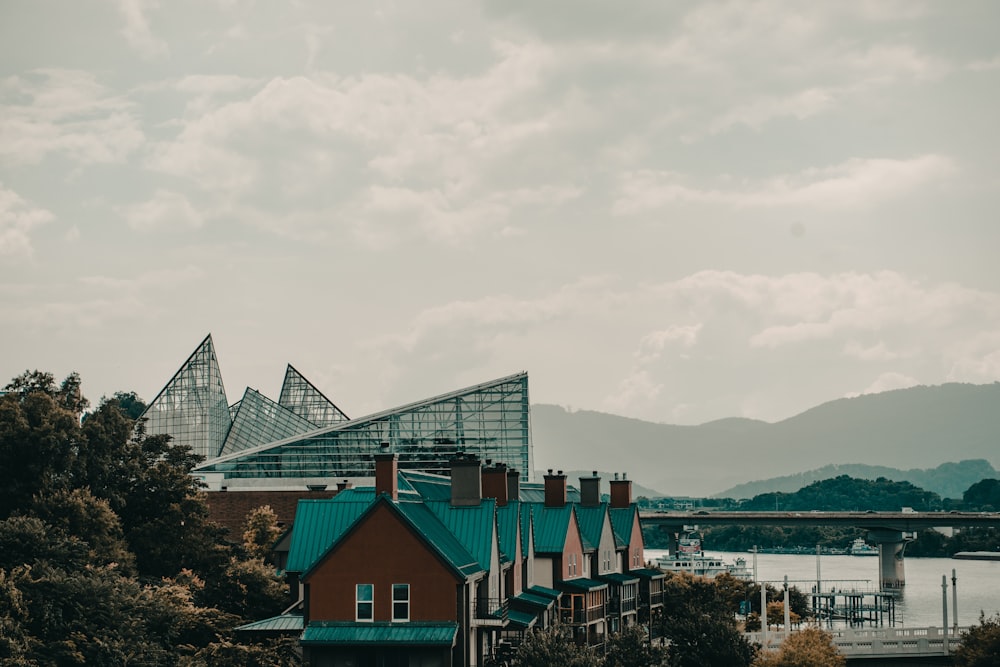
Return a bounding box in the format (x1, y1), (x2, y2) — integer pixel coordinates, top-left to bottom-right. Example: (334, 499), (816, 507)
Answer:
(203, 489), (337, 538)
(306, 503), (461, 622)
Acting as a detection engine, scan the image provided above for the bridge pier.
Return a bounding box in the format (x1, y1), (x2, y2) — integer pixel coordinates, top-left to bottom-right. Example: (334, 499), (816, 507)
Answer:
(867, 530), (915, 590)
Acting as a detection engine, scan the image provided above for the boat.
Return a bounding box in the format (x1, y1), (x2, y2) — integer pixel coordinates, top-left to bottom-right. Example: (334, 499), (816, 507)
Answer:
(849, 538), (878, 556)
(656, 536), (752, 580)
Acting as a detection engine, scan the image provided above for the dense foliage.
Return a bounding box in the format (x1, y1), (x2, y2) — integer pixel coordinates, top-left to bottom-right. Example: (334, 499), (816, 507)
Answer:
(0, 371), (293, 666)
(953, 613), (1000, 667)
(751, 627), (845, 667)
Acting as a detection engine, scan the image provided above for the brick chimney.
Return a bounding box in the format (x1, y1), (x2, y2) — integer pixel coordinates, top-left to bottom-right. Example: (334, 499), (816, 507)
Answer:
(450, 454), (482, 506)
(482, 462), (509, 506)
(374, 445), (398, 501)
(336, 479), (353, 492)
(544, 469), (567, 508)
(580, 471), (601, 507)
(609, 472), (632, 509)
(506, 468), (521, 502)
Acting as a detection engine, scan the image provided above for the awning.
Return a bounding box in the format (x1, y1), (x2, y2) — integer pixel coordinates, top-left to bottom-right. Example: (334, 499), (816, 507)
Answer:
(557, 577), (609, 593)
(506, 608), (539, 630)
(301, 621), (458, 646)
(234, 613), (304, 633)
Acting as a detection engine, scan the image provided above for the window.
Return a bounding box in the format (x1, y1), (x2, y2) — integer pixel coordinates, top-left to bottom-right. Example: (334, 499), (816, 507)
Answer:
(568, 553), (577, 576)
(392, 584), (410, 621)
(356, 584), (373, 621)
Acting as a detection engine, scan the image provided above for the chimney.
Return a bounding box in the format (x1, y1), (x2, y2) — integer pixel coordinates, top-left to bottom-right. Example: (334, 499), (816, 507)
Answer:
(450, 453), (482, 506)
(374, 445), (398, 501)
(544, 469), (567, 508)
(482, 462), (509, 506)
(580, 471), (601, 507)
(609, 472), (632, 509)
(506, 468), (521, 502)
(336, 479), (353, 492)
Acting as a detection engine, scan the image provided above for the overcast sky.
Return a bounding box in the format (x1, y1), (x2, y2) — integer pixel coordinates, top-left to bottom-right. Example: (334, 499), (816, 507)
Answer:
(2, 1), (999, 428)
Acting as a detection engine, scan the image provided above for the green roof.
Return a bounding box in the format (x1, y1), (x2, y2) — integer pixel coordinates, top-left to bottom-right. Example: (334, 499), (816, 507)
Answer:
(302, 621), (458, 646)
(527, 584), (561, 600)
(529, 503), (575, 553)
(394, 501), (484, 578)
(518, 483), (581, 504)
(400, 470), (453, 501)
(233, 614), (304, 633)
(599, 572), (639, 585)
(557, 577), (608, 593)
(609, 506), (637, 548)
(495, 501), (522, 562)
(511, 591), (554, 610)
(632, 567), (666, 580)
(424, 499), (496, 571)
(574, 504), (609, 551)
(285, 499), (370, 572)
(506, 608), (539, 630)
(520, 505), (533, 558)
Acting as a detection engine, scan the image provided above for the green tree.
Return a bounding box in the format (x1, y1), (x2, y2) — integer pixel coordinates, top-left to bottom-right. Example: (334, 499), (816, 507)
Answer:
(603, 624), (667, 667)
(29, 488), (135, 573)
(242, 505), (282, 562)
(953, 613), (1000, 667)
(512, 624), (601, 667)
(658, 572), (756, 667)
(178, 637), (300, 667)
(963, 479), (1000, 511)
(751, 627), (845, 667)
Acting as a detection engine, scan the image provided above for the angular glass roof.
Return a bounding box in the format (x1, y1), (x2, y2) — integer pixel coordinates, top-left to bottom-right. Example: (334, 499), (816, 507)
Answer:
(139, 334), (231, 460)
(278, 364), (349, 427)
(195, 372), (532, 482)
(220, 388), (321, 457)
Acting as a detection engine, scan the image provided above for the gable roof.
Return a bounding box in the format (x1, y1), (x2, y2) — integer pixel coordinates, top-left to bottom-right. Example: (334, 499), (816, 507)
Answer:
(574, 504), (610, 551)
(495, 501), (523, 563)
(424, 499), (497, 571)
(529, 503), (578, 554)
(609, 505), (639, 548)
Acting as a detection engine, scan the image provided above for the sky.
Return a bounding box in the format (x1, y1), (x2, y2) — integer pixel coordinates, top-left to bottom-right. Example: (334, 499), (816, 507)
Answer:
(2, 1), (999, 428)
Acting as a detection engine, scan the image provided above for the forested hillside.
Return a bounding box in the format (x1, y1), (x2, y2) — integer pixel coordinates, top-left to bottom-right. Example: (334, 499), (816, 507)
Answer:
(531, 382), (1000, 496)
(0, 371), (296, 665)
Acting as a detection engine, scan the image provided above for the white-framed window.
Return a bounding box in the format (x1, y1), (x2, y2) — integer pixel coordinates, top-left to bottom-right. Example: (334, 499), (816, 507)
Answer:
(356, 583), (374, 621)
(392, 583), (410, 622)
(568, 552), (577, 576)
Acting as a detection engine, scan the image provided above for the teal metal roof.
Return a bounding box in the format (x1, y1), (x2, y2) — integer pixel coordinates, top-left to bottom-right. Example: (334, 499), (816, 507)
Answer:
(520, 505), (532, 558)
(506, 608), (539, 630)
(495, 501), (522, 562)
(557, 577), (608, 593)
(233, 613), (304, 633)
(599, 572), (639, 585)
(285, 499), (370, 572)
(631, 567), (666, 580)
(574, 504), (609, 551)
(518, 483), (581, 504)
(527, 584), (561, 600)
(400, 470), (453, 501)
(394, 501), (484, 579)
(511, 591), (554, 610)
(609, 506), (637, 548)
(529, 503), (575, 553)
(301, 621), (458, 646)
(424, 499), (496, 571)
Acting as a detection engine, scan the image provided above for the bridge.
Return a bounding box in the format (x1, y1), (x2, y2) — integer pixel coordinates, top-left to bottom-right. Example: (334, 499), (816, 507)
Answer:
(747, 626), (965, 662)
(639, 510), (1000, 588)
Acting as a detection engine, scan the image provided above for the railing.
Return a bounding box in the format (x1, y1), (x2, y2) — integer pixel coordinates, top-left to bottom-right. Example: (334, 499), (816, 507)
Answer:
(746, 626), (967, 657)
(474, 597), (508, 622)
(559, 607), (606, 625)
(648, 590), (664, 606)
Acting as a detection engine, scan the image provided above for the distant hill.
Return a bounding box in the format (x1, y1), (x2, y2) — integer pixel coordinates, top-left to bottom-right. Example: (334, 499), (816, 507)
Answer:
(715, 459), (999, 500)
(530, 382), (1000, 497)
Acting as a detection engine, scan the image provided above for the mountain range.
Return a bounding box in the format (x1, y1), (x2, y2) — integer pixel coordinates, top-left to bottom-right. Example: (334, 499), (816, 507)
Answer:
(529, 382), (1000, 498)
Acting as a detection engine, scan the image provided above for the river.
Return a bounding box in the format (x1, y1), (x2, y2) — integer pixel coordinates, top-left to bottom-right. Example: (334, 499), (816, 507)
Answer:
(644, 549), (1000, 628)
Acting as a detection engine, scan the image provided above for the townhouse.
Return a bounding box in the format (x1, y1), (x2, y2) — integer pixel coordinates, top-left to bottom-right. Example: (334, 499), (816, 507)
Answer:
(256, 455), (662, 666)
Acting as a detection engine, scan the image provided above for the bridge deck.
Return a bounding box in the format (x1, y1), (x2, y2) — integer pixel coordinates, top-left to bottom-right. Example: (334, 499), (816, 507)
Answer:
(747, 626), (965, 659)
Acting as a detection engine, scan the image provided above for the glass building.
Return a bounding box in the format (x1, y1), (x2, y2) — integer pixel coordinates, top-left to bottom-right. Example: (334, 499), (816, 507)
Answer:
(138, 335), (533, 486)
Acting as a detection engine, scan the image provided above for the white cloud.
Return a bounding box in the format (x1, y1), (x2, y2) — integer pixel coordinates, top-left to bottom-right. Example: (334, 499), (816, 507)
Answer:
(847, 372), (922, 397)
(636, 325), (702, 362)
(116, 0), (168, 58)
(0, 184), (53, 257)
(614, 155), (956, 214)
(0, 69), (143, 165)
(119, 190), (205, 230)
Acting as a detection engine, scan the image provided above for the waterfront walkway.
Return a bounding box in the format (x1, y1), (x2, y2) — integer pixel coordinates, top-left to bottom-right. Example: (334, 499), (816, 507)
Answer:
(747, 626), (965, 660)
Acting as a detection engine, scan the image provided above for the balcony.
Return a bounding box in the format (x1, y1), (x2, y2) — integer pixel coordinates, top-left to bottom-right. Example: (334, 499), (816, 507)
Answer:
(474, 597), (508, 625)
(559, 606), (605, 625)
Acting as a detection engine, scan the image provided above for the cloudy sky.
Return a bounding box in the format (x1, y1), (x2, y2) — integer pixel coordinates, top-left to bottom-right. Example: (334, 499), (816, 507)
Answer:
(2, 1), (999, 428)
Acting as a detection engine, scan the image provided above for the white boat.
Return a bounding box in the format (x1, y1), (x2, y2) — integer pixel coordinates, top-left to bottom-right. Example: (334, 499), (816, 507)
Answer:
(655, 536), (752, 580)
(849, 538), (879, 556)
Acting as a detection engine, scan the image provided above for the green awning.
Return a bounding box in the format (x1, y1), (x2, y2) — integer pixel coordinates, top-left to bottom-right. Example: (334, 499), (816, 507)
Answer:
(234, 614), (304, 633)
(302, 621), (458, 646)
(506, 608), (539, 630)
